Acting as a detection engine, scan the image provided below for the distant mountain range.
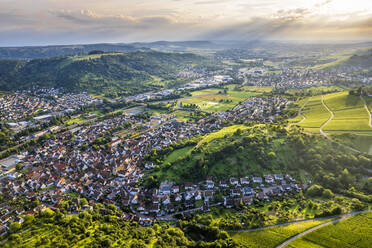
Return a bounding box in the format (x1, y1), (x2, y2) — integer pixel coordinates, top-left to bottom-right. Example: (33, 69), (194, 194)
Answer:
(1, 40), (372, 60)
(0, 51), (206, 96)
(0, 41), (219, 59)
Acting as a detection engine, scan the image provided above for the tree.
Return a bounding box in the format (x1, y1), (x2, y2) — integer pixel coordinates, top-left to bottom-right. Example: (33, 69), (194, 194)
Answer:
(16, 163), (23, 171)
(306, 184), (324, 197)
(322, 189), (334, 198)
(339, 168), (354, 188)
(9, 222), (21, 233)
(363, 177), (372, 194)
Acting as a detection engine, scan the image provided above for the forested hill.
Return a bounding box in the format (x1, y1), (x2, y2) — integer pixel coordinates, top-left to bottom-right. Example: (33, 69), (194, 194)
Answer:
(0, 51), (206, 96)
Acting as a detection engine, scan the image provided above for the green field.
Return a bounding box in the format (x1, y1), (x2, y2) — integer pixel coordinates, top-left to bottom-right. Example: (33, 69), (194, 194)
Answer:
(182, 86), (269, 112)
(290, 91), (372, 134)
(230, 218), (333, 248)
(287, 212), (372, 248)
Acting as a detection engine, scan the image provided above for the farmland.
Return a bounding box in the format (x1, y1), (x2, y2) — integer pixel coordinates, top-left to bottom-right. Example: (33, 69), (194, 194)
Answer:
(230, 218), (333, 248)
(287, 212), (372, 248)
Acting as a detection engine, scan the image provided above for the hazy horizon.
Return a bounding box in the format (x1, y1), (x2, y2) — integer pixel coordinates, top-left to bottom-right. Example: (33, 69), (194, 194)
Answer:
(1, 0), (371, 46)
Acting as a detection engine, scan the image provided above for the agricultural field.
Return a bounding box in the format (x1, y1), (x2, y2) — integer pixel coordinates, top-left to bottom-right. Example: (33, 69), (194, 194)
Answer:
(230, 218), (333, 248)
(287, 212), (372, 248)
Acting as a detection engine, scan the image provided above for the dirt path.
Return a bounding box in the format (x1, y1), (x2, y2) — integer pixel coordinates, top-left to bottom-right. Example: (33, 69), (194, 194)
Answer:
(360, 95), (372, 128)
(276, 210), (370, 248)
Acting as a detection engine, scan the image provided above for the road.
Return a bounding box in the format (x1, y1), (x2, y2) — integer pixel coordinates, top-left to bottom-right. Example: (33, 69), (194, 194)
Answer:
(360, 95), (372, 128)
(295, 98), (310, 125)
(276, 210), (370, 248)
(320, 95), (334, 136)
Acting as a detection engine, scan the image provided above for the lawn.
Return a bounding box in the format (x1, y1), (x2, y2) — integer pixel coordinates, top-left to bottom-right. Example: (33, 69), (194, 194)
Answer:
(287, 212), (372, 248)
(230, 218), (333, 248)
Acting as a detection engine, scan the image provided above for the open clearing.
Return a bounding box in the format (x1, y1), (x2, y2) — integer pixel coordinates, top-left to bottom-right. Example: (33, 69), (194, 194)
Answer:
(286, 212), (372, 248)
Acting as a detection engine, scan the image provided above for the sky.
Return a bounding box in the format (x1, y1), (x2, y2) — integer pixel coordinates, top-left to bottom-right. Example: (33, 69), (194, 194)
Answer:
(0, 0), (371, 46)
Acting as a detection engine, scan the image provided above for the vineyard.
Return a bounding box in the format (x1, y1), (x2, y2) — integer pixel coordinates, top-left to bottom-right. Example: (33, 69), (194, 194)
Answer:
(287, 212), (372, 248)
(230, 218), (332, 248)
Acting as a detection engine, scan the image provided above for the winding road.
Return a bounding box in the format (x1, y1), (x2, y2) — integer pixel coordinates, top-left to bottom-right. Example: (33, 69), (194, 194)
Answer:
(276, 210), (370, 248)
(360, 95), (372, 128)
(320, 95), (334, 136)
(290, 98), (309, 127)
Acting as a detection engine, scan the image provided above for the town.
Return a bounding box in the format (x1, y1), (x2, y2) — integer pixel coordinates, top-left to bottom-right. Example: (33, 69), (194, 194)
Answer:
(0, 91), (290, 233)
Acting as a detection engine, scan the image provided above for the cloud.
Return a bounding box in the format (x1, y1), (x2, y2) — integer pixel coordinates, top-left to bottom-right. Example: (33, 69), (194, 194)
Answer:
(315, 0), (333, 8)
(0, 1), (371, 46)
(200, 10), (372, 41)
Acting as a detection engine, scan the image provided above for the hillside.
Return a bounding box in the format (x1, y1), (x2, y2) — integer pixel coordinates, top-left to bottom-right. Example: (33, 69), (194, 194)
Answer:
(0, 51), (206, 96)
(144, 124), (372, 196)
